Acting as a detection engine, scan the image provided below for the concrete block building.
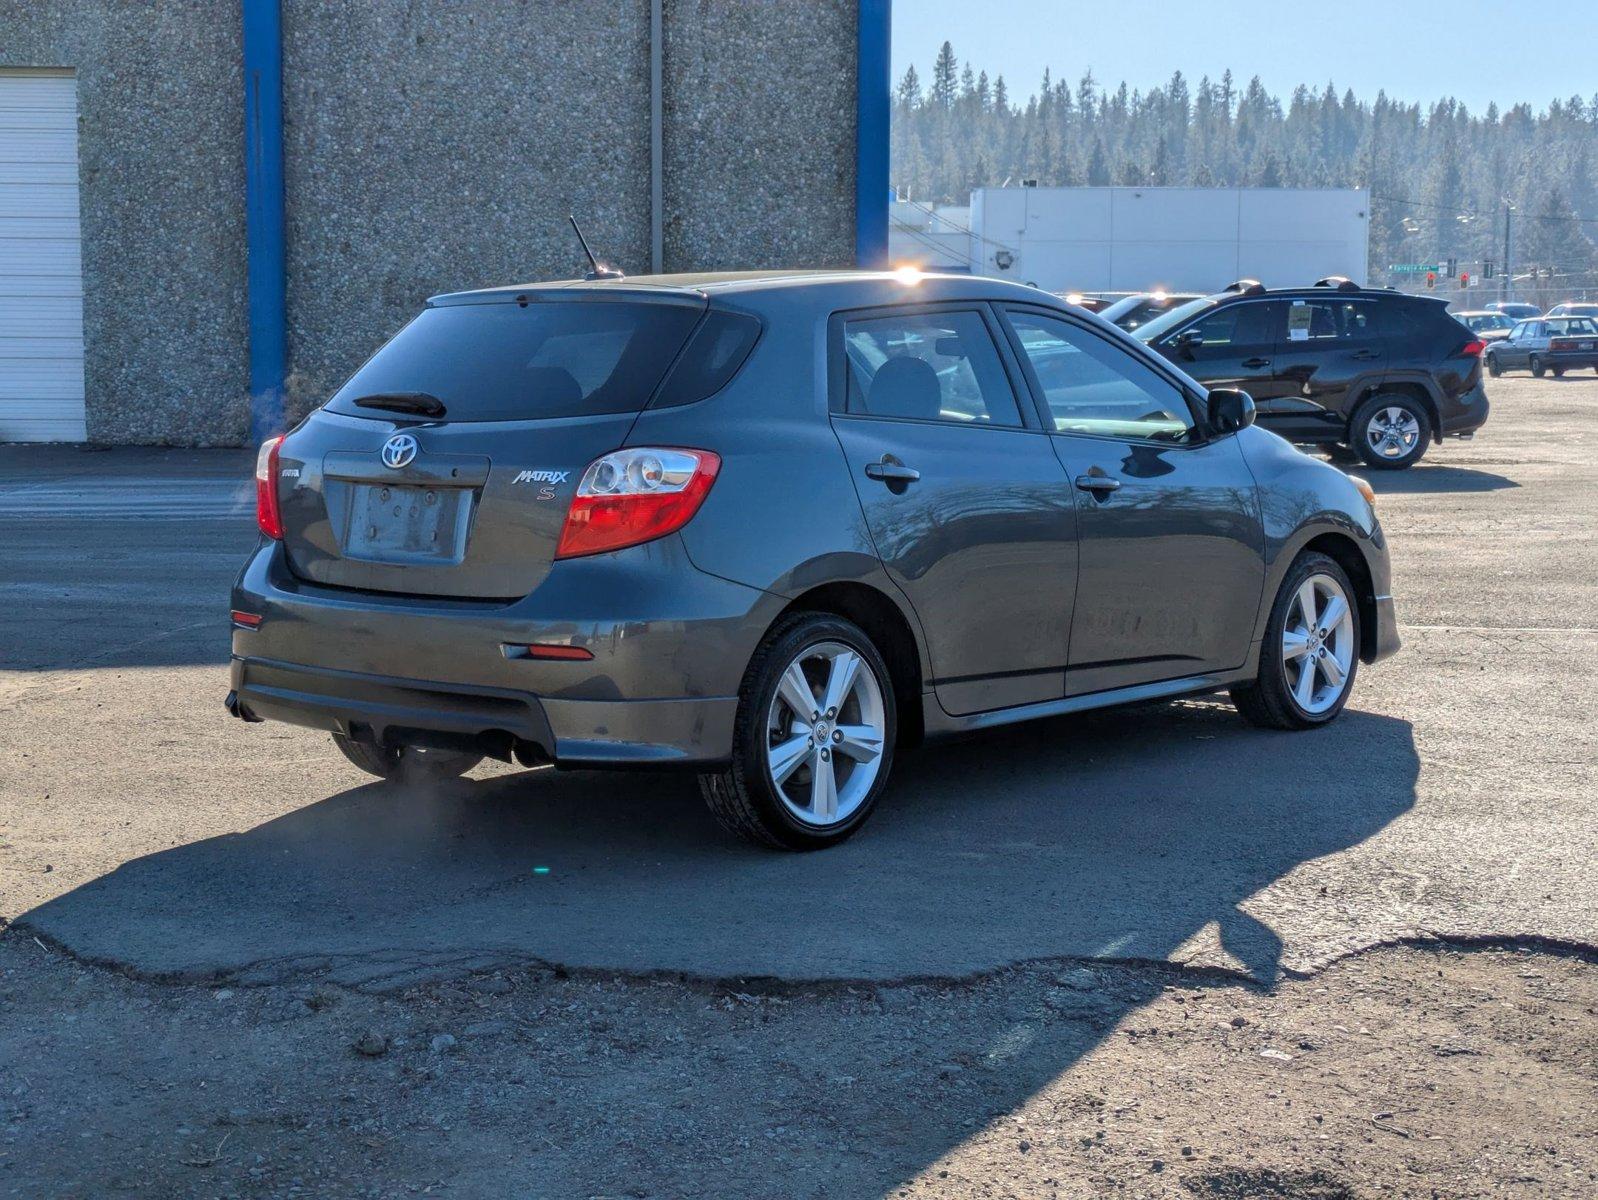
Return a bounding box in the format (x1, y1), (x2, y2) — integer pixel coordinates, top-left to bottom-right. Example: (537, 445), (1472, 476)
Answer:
(0, 1), (889, 445)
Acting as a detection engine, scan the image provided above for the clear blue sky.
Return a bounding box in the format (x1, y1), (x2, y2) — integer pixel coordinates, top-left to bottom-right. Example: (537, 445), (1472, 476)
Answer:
(893, 0), (1598, 115)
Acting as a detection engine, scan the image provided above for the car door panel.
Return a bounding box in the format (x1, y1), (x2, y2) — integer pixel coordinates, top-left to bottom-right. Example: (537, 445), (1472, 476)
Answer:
(999, 306), (1266, 694)
(1160, 299), (1291, 405)
(1268, 297), (1385, 438)
(1051, 434), (1264, 694)
(830, 305), (1080, 717)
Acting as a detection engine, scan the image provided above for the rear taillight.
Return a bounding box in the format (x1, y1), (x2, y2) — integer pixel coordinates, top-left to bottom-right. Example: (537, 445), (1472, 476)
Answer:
(555, 447), (720, 559)
(1551, 339), (1576, 353)
(1458, 340), (1486, 358)
(255, 435), (285, 539)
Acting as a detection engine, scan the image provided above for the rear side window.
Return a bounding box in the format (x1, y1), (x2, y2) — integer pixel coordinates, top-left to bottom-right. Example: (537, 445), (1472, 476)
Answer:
(325, 299), (704, 422)
(841, 310), (1024, 426)
(650, 309), (761, 408)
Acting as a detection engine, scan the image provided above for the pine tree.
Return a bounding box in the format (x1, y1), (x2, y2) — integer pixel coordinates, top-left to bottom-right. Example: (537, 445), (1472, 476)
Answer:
(931, 41), (958, 111)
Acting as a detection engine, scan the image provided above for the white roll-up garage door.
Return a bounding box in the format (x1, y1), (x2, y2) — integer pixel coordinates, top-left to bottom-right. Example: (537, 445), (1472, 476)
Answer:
(0, 70), (86, 443)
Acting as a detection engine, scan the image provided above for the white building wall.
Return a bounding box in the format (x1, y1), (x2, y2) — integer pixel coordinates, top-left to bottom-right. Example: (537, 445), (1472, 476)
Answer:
(969, 186), (1370, 293)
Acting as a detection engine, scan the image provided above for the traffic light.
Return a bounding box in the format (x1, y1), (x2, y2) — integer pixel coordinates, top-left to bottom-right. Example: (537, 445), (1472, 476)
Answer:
(1460, 272), (1469, 288)
(1445, 257), (1458, 278)
(1483, 260), (1494, 279)
(1426, 271), (1436, 290)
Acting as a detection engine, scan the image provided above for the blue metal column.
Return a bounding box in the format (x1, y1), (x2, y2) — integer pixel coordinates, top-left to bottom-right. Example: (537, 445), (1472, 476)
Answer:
(855, 0), (890, 267)
(243, 0), (286, 441)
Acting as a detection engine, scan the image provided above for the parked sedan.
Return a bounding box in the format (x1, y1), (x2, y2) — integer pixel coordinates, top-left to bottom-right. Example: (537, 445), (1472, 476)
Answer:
(1485, 316), (1598, 377)
(1456, 310), (1516, 343)
(230, 270), (1399, 849)
(1544, 302), (1598, 320)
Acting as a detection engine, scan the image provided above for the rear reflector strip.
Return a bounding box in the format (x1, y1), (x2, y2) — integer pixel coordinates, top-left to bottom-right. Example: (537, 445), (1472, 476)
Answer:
(503, 643), (594, 662)
(231, 610), (263, 628)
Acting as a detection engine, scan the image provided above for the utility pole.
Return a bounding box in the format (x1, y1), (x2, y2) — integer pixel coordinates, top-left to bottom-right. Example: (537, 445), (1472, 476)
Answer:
(1502, 203), (1514, 303)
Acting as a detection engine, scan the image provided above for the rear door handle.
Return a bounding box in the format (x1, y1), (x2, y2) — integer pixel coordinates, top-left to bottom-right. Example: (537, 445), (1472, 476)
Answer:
(1241, 357), (1271, 369)
(864, 460), (920, 485)
(1074, 474), (1121, 494)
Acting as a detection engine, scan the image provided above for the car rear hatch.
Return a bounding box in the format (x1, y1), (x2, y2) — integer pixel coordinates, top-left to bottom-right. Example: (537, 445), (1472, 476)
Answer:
(273, 288), (709, 600)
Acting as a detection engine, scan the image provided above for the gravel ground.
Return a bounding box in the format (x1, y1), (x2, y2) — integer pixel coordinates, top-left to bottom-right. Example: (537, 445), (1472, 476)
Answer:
(1, 373), (1595, 1196)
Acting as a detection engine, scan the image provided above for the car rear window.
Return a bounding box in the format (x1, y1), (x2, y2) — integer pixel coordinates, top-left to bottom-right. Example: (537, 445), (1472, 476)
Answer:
(325, 299), (705, 422)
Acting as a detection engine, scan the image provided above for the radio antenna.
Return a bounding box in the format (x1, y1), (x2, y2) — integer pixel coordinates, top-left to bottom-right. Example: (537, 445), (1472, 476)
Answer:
(569, 215), (624, 280)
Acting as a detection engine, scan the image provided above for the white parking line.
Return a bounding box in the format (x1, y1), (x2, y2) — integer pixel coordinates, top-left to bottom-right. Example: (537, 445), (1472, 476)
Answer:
(0, 479), (253, 519)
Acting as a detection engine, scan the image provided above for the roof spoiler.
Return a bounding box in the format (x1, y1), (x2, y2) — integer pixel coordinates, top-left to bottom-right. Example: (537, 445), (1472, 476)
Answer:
(1221, 279), (1266, 295)
(1312, 276), (1361, 292)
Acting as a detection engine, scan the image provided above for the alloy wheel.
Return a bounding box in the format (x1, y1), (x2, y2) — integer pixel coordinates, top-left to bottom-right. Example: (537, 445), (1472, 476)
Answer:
(1364, 406), (1421, 461)
(1282, 573), (1355, 715)
(765, 641), (886, 826)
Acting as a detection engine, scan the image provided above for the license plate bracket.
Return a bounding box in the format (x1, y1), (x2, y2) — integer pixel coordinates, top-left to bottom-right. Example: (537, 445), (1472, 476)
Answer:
(342, 483), (473, 564)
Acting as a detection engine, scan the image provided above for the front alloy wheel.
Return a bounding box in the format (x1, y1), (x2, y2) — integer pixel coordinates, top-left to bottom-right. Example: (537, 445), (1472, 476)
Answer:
(1231, 552), (1360, 730)
(700, 613), (896, 850)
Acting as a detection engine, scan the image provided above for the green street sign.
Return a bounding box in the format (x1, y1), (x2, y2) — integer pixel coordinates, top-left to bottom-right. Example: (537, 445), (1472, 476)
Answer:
(1389, 263), (1440, 274)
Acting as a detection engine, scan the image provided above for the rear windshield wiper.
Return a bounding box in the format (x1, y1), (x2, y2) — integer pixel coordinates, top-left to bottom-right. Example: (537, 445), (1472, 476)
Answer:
(351, 391), (447, 417)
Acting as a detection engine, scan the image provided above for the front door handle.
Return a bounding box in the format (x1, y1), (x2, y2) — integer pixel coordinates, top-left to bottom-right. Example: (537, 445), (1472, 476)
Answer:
(864, 459), (920, 486)
(1074, 473), (1121, 494)
(1240, 356), (1271, 369)
(1349, 349), (1380, 361)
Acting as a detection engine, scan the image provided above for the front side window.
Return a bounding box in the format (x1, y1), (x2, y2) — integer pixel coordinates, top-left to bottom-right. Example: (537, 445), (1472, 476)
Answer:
(841, 310), (1023, 426)
(1183, 301), (1276, 346)
(1005, 310), (1197, 443)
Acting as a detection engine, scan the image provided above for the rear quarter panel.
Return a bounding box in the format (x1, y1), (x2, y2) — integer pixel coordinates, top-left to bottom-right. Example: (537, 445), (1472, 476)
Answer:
(624, 289), (931, 676)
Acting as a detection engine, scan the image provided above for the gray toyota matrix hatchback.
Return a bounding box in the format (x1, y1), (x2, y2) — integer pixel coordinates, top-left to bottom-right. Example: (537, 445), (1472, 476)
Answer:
(229, 270), (1400, 849)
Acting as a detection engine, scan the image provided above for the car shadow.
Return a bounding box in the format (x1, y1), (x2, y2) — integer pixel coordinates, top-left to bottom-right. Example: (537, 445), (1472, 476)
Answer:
(1362, 463), (1519, 494)
(18, 695), (1417, 1192)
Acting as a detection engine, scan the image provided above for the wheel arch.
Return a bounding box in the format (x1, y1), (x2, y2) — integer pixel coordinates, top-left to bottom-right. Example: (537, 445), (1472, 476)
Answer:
(774, 581), (926, 747)
(1299, 531), (1381, 664)
(1348, 378), (1442, 440)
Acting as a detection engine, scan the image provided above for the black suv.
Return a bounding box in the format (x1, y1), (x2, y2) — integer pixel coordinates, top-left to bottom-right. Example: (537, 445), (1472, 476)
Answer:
(1134, 278), (1489, 469)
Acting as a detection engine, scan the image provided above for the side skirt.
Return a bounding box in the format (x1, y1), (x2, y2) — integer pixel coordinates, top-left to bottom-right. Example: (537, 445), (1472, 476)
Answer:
(919, 669), (1254, 740)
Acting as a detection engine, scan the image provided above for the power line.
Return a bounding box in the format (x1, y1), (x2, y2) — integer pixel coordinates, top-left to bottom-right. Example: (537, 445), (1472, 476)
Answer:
(1373, 193), (1598, 227)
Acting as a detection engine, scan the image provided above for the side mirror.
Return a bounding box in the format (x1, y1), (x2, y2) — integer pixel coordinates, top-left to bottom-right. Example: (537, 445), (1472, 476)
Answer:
(1172, 328), (1205, 358)
(1206, 387), (1256, 435)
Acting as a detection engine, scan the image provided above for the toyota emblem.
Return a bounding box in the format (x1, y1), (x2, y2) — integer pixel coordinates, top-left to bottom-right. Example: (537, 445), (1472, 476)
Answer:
(381, 433), (419, 469)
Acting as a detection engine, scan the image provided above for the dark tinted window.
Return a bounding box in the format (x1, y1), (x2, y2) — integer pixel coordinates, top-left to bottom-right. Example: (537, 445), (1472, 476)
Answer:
(650, 309), (761, 408)
(1186, 301), (1275, 345)
(325, 299), (703, 422)
(842, 310), (1024, 426)
(1006, 310), (1197, 443)
(1282, 298), (1382, 342)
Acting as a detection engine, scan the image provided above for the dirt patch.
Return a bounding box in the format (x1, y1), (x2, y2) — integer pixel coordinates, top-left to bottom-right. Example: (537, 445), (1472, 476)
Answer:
(2, 934), (1592, 1198)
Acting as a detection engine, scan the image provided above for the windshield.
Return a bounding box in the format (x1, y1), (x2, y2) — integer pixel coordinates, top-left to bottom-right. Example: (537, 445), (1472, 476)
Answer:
(1133, 296), (1218, 343)
(1464, 313), (1512, 332)
(325, 298), (705, 423)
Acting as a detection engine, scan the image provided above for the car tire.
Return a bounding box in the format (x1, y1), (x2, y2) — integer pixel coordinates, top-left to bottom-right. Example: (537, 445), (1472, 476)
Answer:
(1230, 552), (1361, 731)
(1531, 355), (1546, 378)
(1552, 366), (1566, 378)
(699, 612), (896, 851)
(1486, 353), (1503, 378)
(1351, 394), (1431, 471)
(332, 733), (483, 782)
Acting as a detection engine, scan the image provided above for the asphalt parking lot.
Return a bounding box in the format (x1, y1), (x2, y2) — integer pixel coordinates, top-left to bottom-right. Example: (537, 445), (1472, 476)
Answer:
(2, 373), (1595, 1197)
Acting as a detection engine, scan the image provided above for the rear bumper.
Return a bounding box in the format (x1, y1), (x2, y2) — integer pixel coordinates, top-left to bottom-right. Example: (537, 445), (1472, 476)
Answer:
(1545, 352), (1598, 369)
(1439, 381), (1490, 437)
(227, 538), (777, 767)
(227, 657), (737, 768)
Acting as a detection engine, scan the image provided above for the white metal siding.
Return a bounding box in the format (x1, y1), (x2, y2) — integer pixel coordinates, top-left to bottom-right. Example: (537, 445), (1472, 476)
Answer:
(0, 70), (86, 442)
